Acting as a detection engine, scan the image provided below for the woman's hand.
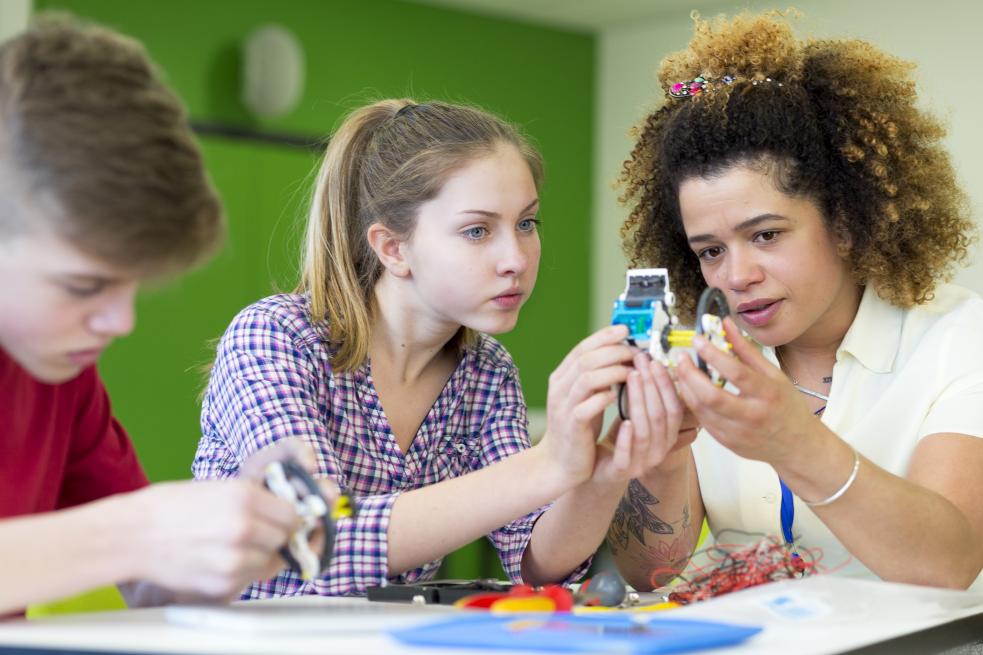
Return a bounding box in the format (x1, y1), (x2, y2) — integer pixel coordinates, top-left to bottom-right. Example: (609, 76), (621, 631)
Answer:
(674, 316), (818, 466)
(538, 324), (635, 489)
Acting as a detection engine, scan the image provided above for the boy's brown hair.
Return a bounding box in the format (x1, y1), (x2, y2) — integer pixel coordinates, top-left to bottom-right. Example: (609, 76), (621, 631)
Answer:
(0, 14), (224, 276)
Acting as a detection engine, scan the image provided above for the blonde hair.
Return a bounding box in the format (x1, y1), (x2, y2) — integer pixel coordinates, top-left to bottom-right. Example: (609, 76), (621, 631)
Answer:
(0, 13), (224, 276)
(299, 99), (543, 371)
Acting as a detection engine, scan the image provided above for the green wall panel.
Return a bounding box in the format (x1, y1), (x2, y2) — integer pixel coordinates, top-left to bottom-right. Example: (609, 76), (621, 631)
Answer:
(34, 0), (592, 497)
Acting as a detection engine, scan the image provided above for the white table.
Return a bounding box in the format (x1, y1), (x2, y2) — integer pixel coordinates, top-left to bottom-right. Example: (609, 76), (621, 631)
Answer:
(1, 576), (982, 654)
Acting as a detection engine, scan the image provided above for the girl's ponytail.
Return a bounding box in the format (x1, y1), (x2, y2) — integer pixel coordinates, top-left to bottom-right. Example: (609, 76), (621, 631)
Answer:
(301, 100), (402, 371)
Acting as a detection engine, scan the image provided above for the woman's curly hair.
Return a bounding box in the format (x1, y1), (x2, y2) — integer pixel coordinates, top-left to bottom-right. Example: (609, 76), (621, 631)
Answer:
(619, 11), (975, 319)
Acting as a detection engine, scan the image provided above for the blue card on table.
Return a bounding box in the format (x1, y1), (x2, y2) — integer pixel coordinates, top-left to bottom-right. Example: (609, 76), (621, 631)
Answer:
(389, 613), (761, 653)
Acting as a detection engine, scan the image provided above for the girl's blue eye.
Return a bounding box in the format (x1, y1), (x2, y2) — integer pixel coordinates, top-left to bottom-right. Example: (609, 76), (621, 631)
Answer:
(464, 226), (488, 240)
(518, 218), (540, 233)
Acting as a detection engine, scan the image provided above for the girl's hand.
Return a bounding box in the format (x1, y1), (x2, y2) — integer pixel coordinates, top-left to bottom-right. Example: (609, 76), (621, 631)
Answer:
(538, 324), (635, 488)
(591, 352), (696, 485)
(674, 316), (817, 466)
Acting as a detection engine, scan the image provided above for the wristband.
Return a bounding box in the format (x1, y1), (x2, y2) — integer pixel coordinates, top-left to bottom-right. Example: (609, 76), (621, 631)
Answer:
(804, 447), (860, 507)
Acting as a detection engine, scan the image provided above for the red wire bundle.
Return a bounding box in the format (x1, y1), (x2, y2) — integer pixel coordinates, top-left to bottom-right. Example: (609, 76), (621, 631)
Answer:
(660, 535), (819, 605)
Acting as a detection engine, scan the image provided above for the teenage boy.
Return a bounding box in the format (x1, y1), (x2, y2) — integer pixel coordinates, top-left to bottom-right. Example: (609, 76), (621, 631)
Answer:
(0, 16), (310, 614)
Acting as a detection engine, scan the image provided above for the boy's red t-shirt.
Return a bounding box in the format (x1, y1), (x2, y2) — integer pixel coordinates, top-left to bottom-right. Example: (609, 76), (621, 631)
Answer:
(1, 347), (149, 518)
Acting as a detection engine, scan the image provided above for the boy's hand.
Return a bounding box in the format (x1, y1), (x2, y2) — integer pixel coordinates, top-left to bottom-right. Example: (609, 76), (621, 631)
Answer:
(241, 438), (340, 504)
(130, 479), (296, 601)
(130, 438), (338, 600)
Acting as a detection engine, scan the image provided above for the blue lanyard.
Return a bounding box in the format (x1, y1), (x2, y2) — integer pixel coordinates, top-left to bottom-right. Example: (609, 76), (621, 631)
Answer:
(779, 405), (827, 549)
(779, 478), (796, 547)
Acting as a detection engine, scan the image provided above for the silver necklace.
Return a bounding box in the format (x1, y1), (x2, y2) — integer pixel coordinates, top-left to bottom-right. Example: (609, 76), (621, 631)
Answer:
(775, 347), (831, 403)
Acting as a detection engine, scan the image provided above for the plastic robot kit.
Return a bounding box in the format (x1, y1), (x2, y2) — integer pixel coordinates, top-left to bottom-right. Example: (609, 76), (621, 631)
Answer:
(263, 458), (356, 581)
(610, 268), (732, 419)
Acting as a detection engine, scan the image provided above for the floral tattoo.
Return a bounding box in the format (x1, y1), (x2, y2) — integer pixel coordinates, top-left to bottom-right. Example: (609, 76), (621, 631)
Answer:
(608, 479), (674, 553)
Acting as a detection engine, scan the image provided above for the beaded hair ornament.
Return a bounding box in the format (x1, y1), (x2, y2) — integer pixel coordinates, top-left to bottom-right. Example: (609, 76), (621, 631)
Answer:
(668, 74), (783, 98)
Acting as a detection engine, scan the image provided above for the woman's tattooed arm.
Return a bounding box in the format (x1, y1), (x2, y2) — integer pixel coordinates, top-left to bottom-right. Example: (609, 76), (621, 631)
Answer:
(607, 471), (702, 590)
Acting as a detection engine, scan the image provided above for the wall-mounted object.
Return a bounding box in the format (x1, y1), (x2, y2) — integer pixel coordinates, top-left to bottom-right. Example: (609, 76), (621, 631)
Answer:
(241, 24), (305, 119)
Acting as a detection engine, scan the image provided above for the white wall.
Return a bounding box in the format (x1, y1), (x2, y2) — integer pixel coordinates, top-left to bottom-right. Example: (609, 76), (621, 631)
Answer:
(593, 0), (983, 329)
(0, 0), (32, 44)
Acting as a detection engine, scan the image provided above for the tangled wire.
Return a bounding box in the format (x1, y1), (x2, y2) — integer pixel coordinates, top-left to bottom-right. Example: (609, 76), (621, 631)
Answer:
(654, 533), (829, 605)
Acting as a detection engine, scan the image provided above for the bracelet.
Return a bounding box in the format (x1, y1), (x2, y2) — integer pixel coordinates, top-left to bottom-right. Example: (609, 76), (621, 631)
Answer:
(804, 447), (860, 507)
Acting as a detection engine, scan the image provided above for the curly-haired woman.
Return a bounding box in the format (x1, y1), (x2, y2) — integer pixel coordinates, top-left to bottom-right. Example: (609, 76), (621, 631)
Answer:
(609, 11), (983, 592)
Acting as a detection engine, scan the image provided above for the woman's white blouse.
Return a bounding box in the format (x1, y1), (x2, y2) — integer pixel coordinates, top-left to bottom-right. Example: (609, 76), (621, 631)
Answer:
(692, 284), (983, 590)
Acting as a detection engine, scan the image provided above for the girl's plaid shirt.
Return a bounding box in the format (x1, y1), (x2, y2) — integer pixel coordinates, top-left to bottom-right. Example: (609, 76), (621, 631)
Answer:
(193, 294), (589, 598)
